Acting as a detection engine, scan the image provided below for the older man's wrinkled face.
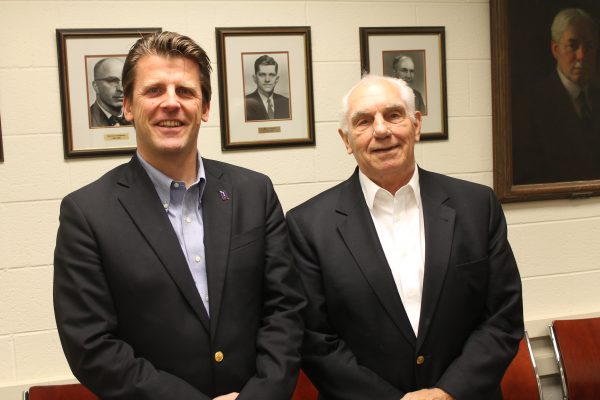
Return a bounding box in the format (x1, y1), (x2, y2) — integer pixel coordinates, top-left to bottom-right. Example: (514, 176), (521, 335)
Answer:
(552, 21), (598, 85)
(394, 58), (415, 86)
(339, 79), (421, 193)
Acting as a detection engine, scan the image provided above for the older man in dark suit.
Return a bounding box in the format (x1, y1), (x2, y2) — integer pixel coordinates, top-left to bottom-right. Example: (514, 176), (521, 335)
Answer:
(513, 8), (600, 184)
(54, 32), (305, 400)
(287, 75), (523, 400)
(245, 55), (290, 121)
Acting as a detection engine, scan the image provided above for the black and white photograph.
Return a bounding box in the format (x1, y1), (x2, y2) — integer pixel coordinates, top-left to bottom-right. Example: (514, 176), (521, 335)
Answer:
(360, 26), (448, 140)
(216, 26), (315, 150)
(383, 50), (428, 115)
(491, 0), (600, 202)
(57, 28), (161, 158)
(243, 52), (291, 122)
(86, 56), (132, 129)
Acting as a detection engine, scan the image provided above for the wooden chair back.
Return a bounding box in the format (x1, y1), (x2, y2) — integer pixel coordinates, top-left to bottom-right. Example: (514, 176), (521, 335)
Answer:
(25, 383), (97, 400)
(501, 331), (543, 400)
(550, 317), (600, 400)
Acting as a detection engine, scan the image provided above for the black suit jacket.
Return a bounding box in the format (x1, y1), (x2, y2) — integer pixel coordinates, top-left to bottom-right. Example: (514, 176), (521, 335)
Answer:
(54, 156), (306, 400)
(245, 90), (290, 121)
(513, 70), (600, 184)
(286, 168), (523, 400)
(89, 101), (132, 128)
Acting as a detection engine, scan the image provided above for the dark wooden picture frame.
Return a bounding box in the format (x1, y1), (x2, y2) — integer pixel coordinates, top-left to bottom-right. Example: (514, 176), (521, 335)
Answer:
(56, 28), (161, 159)
(359, 27), (448, 140)
(491, 0), (600, 202)
(215, 26), (315, 150)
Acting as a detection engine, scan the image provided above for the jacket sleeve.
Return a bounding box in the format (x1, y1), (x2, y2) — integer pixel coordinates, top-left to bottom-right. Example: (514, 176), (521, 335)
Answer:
(236, 178), (307, 400)
(286, 210), (404, 400)
(435, 189), (524, 400)
(53, 195), (211, 400)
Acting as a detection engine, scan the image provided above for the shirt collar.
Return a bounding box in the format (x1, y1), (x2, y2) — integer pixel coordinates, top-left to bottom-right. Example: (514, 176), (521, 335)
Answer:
(137, 151), (206, 208)
(557, 67), (585, 99)
(96, 101), (124, 120)
(359, 165), (421, 210)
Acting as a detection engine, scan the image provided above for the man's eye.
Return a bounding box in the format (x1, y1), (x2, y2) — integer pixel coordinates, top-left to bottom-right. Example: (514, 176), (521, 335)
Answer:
(147, 87), (161, 94)
(177, 88), (192, 96)
(387, 112), (405, 123)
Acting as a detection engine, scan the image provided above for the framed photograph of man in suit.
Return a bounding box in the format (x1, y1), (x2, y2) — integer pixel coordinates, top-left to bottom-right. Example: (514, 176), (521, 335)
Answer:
(215, 27), (316, 150)
(56, 28), (161, 158)
(491, 0), (600, 202)
(360, 27), (448, 141)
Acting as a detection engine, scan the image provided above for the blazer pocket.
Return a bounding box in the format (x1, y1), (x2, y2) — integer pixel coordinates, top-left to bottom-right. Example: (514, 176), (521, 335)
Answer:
(455, 256), (489, 273)
(230, 226), (264, 251)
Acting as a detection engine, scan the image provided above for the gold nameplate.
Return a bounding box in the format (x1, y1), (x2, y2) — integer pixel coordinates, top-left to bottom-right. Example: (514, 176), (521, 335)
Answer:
(104, 133), (129, 141)
(258, 127), (281, 134)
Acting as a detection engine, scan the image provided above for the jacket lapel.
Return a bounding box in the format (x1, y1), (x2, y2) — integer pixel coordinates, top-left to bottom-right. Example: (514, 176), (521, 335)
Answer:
(416, 169), (455, 350)
(336, 170), (416, 346)
(201, 159), (233, 339)
(116, 157), (211, 331)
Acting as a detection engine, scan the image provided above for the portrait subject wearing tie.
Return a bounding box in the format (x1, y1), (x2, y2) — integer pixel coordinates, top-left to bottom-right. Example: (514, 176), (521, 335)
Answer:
(54, 32), (305, 400)
(89, 57), (132, 128)
(286, 75), (523, 400)
(513, 7), (600, 184)
(244, 55), (290, 121)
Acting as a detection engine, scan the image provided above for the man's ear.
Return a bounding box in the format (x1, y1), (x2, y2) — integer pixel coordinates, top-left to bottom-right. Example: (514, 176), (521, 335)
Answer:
(123, 97), (133, 122)
(338, 129), (353, 154)
(551, 40), (559, 60)
(201, 102), (211, 123)
(413, 111), (422, 143)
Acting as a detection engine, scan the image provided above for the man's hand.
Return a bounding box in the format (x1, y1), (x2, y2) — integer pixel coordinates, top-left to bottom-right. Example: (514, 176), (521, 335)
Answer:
(213, 392), (239, 400)
(400, 388), (454, 400)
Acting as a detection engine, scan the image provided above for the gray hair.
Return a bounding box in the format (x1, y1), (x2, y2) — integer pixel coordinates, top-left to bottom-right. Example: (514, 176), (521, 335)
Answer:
(339, 74), (416, 133)
(551, 8), (598, 43)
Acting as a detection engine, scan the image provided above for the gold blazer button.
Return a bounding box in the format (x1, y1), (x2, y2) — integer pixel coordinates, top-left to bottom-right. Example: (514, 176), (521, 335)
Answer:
(215, 351), (224, 363)
(416, 355), (425, 365)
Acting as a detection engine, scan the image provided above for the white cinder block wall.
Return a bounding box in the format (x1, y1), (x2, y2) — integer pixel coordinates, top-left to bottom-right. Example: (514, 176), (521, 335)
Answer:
(1, 1), (599, 399)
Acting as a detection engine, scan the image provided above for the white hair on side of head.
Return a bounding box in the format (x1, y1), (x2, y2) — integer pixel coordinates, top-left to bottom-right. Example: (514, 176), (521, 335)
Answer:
(338, 74), (416, 133)
(551, 8), (598, 43)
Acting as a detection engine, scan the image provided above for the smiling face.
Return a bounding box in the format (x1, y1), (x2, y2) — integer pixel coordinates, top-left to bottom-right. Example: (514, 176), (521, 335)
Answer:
(253, 64), (279, 96)
(394, 57), (415, 86)
(123, 55), (209, 168)
(339, 78), (421, 193)
(93, 58), (125, 115)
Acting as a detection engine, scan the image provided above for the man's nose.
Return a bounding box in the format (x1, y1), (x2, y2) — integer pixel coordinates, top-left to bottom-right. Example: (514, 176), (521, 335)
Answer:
(372, 115), (389, 138)
(161, 87), (181, 109)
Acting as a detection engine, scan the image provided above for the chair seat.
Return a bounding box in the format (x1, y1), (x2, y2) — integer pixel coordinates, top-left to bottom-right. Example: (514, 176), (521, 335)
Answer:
(501, 331), (543, 400)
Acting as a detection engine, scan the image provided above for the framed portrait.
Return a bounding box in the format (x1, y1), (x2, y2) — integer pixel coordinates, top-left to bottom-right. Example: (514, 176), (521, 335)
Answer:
(359, 27), (448, 140)
(491, 0), (600, 202)
(56, 28), (161, 158)
(215, 27), (315, 150)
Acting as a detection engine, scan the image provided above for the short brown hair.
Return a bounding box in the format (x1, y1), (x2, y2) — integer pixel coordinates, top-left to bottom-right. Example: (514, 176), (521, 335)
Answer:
(122, 31), (212, 106)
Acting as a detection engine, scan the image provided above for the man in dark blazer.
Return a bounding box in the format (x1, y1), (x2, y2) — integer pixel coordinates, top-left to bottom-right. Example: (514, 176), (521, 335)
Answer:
(513, 7), (600, 184)
(89, 57), (132, 128)
(286, 75), (523, 400)
(54, 32), (305, 400)
(245, 55), (290, 121)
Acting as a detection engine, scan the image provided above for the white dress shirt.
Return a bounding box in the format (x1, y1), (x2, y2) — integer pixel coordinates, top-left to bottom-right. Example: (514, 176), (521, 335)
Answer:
(359, 167), (425, 335)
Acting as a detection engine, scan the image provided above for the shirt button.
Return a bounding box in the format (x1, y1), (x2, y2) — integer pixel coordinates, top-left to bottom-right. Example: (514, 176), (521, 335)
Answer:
(195, 256), (201, 263)
(185, 216), (192, 223)
(173, 182), (180, 188)
(163, 203), (169, 209)
(214, 351), (224, 363)
(416, 355), (425, 365)
(205, 295), (209, 302)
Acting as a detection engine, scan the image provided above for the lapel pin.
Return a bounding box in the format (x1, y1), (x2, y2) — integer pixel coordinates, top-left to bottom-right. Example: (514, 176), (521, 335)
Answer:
(218, 190), (230, 201)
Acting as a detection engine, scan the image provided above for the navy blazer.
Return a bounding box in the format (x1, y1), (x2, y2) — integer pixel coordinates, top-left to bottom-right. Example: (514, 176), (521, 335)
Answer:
(54, 156), (306, 400)
(286, 168), (523, 400)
